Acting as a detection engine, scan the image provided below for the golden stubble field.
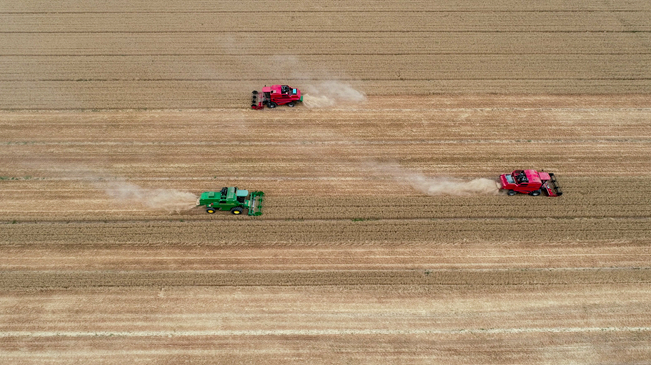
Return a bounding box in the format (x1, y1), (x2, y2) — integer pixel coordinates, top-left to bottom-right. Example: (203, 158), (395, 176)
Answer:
(1, 95), (651, 363)
(2, 0), (651, 363)
(1, 1), (651, 109)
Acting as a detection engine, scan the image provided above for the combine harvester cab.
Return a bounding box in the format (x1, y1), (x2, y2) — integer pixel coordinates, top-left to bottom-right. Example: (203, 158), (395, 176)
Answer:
(252, 85), (302, 109)
(197, 187), (264, 216)
(499, 169), (562, 197)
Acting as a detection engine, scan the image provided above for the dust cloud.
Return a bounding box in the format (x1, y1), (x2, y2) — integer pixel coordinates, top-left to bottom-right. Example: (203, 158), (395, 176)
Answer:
(370, 162), (499, 196)
(104, 181), (198, 213)
(405, 174), (500, 196)
(302, 81), (366, 108)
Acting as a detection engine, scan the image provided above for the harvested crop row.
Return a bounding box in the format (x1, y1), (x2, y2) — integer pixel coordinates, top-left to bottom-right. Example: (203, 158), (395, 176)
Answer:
(4, 0), (650, 12)
(2, 218), (649, 245)
(3, 106), (651, 143)
(3, 331), (645, 365)
(1, 284), (649, 330)
(1, 283), (649, 363)
(2, 242), (651, 271)
(1, 175), (651, 222)
(3, 33), (649, 56)
(3, 12), (650, 32)
(2, 268), (651, 288)
(2, 143), (649, 179)
(4, 55), (651, 81)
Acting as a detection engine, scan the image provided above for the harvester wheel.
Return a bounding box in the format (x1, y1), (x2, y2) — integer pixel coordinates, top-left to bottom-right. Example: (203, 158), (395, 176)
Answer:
(231, 207), (243, 215)
(530, 190), (541, 196)
(268, 102), (277, 108)
(507, 190), (517, 196)
(206, 208), (216, 214)
(287, 102), (296, 107)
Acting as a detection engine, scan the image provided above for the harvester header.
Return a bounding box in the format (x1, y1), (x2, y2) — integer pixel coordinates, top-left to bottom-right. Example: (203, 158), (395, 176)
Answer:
(252, 85), (302, 109)
(197, 187), (264, 216)
(499, 169), (562, 197)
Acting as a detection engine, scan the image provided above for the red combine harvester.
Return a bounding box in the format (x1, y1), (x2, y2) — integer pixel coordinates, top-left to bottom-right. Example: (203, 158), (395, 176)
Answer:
(251, 85), (303, 109)
(499, 169), (563, 196)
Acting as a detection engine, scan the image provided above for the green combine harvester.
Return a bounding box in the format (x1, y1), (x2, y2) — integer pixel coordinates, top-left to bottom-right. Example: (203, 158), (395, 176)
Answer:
(197, 187), (264, 216)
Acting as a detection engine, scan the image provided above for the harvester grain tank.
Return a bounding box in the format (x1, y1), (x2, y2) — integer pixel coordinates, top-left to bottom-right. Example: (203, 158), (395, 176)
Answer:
(197, 187), (264, 215)
(252, 85), (302, 109)
(499, 169), (562, 196)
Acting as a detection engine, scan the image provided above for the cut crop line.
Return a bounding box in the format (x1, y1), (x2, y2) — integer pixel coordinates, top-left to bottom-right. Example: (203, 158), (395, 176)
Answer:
(5, 139), (650, 146)
(2, 10), (649, 14)
(5, 253), (648, 261)
(4, 217), (650, 225)
(2, 31), (650, 34)
(4, 53), (651, 57)
(6, 78), (651, 82)
(0, 106), (651, 112)
(10, 268), (650, 273)
(1, 327), (650, 338)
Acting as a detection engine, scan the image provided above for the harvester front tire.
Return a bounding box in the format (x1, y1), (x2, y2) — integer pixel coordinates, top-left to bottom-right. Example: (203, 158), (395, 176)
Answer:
(268, 102), (277, 109)
(231, 207), (243, 215)
(206, 208), (216, 214)
(530, 190), (541, 196)
(507, 190), (517, 196)
(287, 102), (296, 107)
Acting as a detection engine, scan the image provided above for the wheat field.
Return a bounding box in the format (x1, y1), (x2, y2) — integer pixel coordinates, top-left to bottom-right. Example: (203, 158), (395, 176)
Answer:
(1, 1), (651, 364)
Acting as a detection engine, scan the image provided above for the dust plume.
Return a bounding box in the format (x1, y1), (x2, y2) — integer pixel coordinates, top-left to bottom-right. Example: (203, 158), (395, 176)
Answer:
(302, 81), (366, 108)
(103, 180), (197, 213)
(370, 162), (499, 196)
(405, 174), (500, 196)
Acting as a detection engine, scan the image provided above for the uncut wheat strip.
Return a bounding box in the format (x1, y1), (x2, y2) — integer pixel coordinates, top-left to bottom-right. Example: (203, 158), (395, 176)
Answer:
(3, 33), (650, 55)
(1, 268), (650, 288)
(3, 195), (651, 221)
(3, 0), (650, 12)
(3, 178), (649, 205)
(2, 191), (651, 221)
(2, 94), (648, 112)
(1, 12), (650, 32)
(3, 55), (650, 81)
(2, 203), (650, 222)
(1, 218), (649, 245)
(4, 81), (651, 110)
(245, 194), (651, 220)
